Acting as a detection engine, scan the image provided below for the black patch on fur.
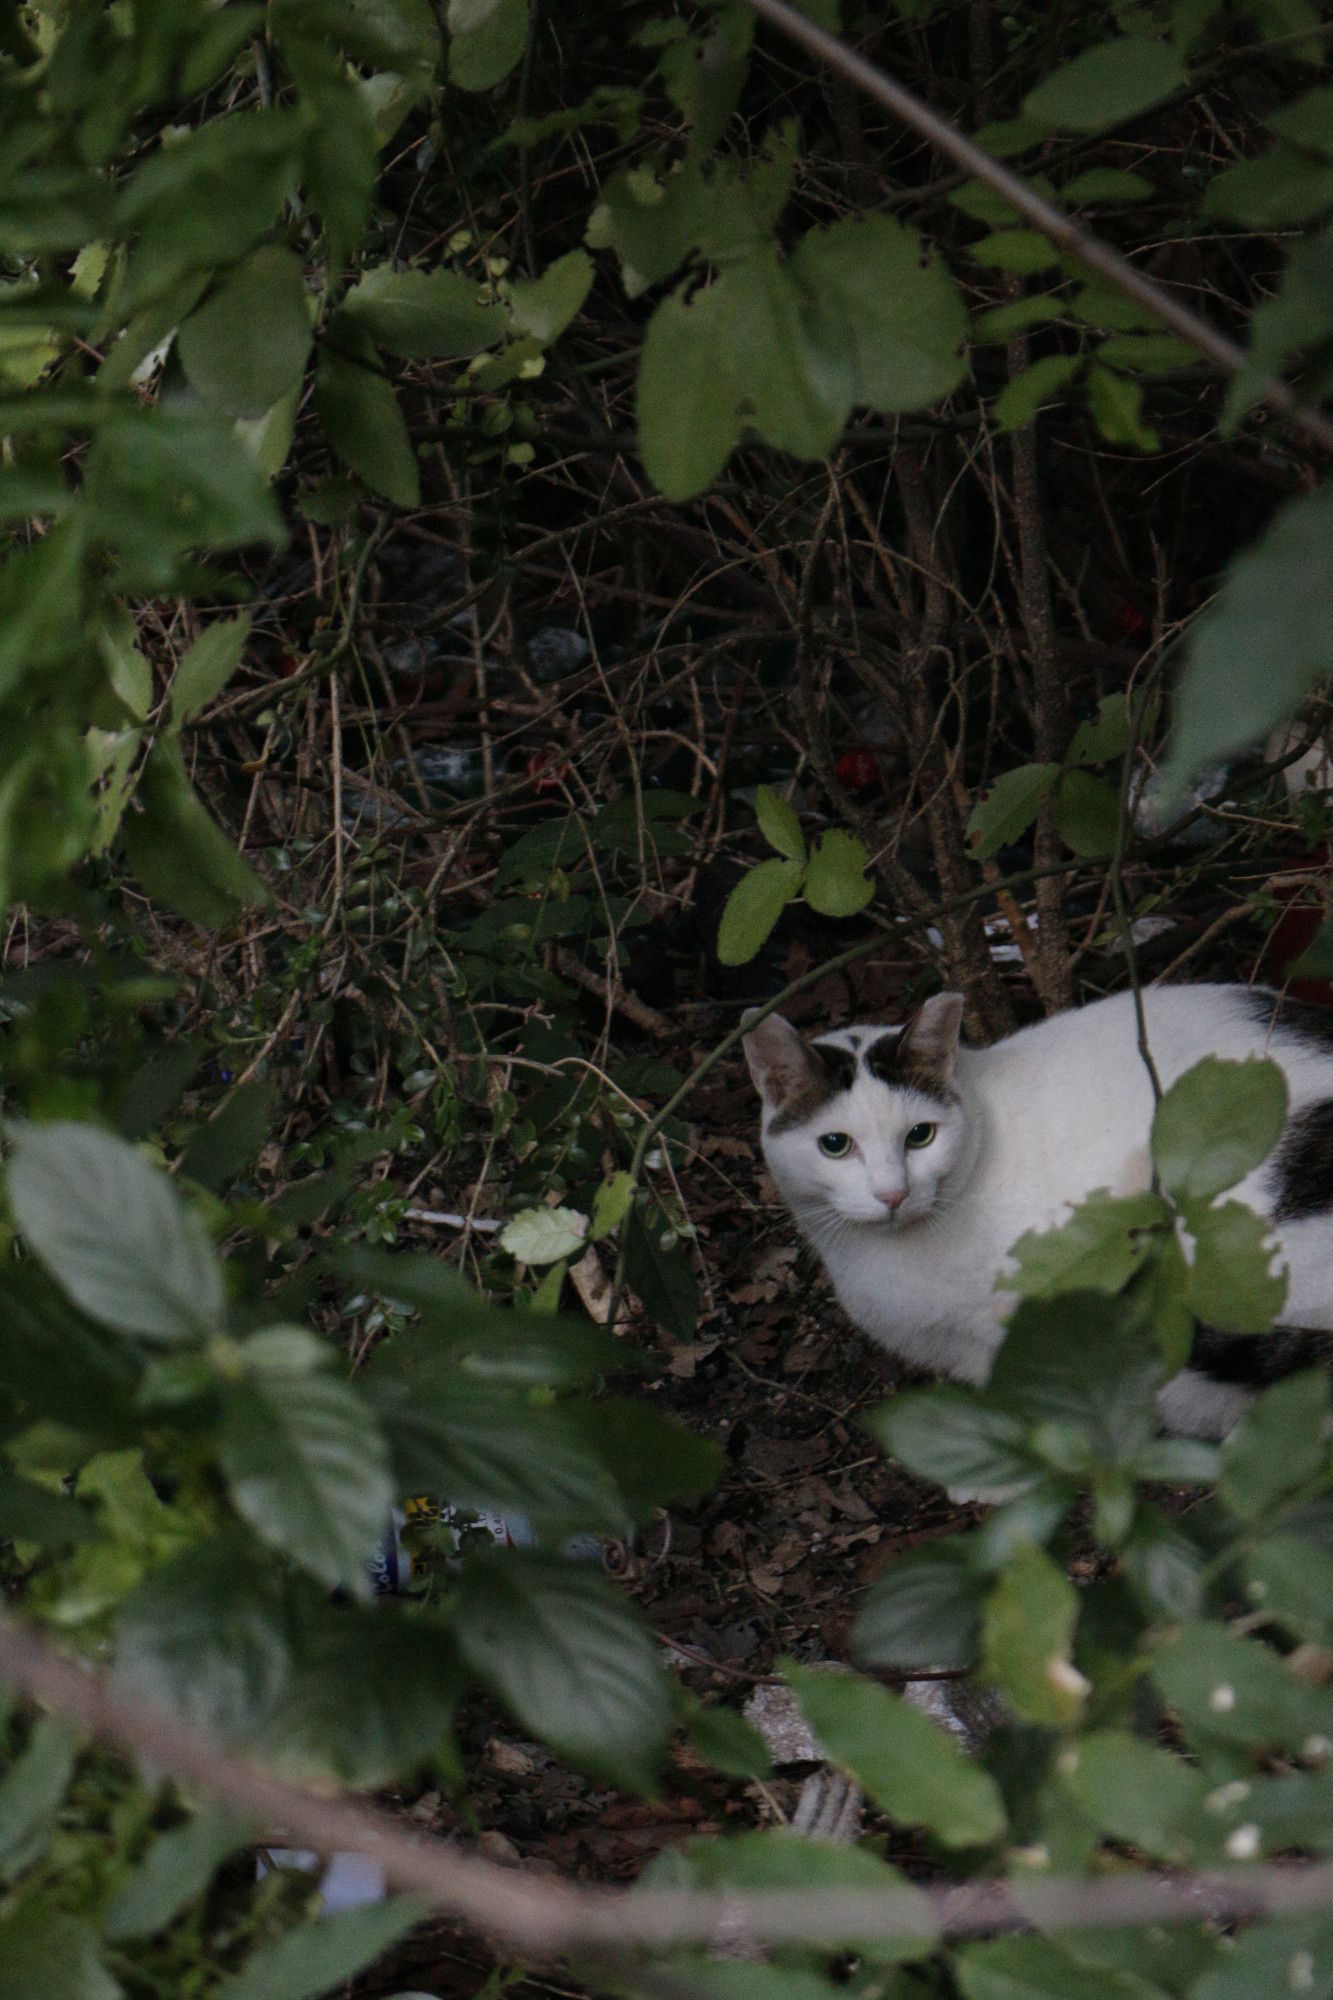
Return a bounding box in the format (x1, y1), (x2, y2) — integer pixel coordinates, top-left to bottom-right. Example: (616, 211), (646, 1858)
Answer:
(1243, 987), (1333, 1052)
(845, 1032), (863, 1050)
(812, 1040), (857, 1093)
(1190, 1321), (1333, 1388)
(767, 1038), (857, 1136)
(864, 1030), (957, 1107)
(1272, 1097), (1333, 1222)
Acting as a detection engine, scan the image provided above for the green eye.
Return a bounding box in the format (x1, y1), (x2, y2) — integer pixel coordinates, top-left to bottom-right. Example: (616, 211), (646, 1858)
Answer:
(818, 1132), (852, 1158)
(905, 1122), (937, 1149)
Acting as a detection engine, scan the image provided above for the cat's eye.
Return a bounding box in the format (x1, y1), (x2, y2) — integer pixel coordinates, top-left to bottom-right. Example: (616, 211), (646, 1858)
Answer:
(818, 1132), (853, 1158)
(905, 1122), (937, 1149)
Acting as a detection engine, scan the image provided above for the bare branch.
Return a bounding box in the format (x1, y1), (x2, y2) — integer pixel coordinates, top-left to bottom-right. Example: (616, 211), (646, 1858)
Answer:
(742, 0), (1333, 455)
(7, 1614), (1333, 1960)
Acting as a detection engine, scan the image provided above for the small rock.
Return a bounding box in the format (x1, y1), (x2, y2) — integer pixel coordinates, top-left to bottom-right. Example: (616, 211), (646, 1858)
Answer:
(485, 1737), (536, 1779)
(476, 1830), (522, 1866)
(527, 625), (590, 681)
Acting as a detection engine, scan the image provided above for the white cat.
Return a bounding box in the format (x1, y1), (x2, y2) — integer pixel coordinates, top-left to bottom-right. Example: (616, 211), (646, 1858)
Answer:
(744, 984), (1333, 1439)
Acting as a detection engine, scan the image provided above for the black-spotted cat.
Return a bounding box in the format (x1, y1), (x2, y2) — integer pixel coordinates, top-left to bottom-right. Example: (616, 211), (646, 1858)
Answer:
(744, 984), (1333, 1436)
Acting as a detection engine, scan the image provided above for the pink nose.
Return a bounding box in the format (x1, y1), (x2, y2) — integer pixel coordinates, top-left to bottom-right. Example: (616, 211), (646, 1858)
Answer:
(875, 1187), (906, 1211)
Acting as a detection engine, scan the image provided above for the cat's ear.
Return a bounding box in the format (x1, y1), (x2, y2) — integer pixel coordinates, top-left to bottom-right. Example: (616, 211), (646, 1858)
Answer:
(742, 1010), (817, 1108)
(898, 992), (964, 1086)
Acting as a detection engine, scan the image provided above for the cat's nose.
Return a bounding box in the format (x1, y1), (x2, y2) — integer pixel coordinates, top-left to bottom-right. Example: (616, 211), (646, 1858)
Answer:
(874, 1187), (906, 1211)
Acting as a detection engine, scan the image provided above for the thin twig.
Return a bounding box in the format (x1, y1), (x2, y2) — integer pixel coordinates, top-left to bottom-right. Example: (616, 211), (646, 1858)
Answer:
(742, 0), (1333, 455)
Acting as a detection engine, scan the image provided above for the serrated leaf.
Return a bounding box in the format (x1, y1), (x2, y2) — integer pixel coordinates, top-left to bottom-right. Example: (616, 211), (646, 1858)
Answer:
(852, 1541), (984, 1669)
(314, 321), (419, 507)
(177, 247), (312, 419)
(220, 1339), (392, 1593)
(1220, 1369), (1330, 1522)
(636, 277), (745, 500)
(1024, 36), (1187, 131)
(1003, 1188), (1169, 1300)
(1053, 768), (1123, 857)
(447, 0), (529, 90)
(1164, 486), (1333, 796)
(219, 1898), (426, 2000)
(508, 248), (593, 343)
(170, 615), (251, 726)
(787, 1664), (1006, 1848)
(716, 856), (803, 965)
(803, 829), (874, 917)
(868, 1387), (1040, 1492)
(967, 762), (1060, 857)
(982, 1543), (1085, 1726)
(499, 1205), (587, 1265)
(754, 784), (805, 862)
(453, 1553), (671, 1788)
(1184, 1195), (1287, 1333)
(788, 214), (969, 414)
(1152, 1055), (1288, 1202)
(8, 1121), (223, 1343)
(341, 263), (505, 359)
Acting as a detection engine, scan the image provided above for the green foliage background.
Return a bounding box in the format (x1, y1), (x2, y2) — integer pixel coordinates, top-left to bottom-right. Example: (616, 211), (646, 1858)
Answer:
(2, 0), (1333, 1996)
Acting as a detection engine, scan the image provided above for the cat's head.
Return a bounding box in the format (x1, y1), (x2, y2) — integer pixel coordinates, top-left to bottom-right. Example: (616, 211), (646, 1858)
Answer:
(742, 994), (971, 1228)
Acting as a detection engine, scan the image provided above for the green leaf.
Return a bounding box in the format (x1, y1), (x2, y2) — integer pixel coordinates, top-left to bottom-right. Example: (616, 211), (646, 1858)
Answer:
(1220, 1369), (1330, 1522)
(170, 614), (251, 727)
(1060, 168), (1155, 203)
(447, 0), (529, 91)
(1270, 85), (1333, 154)
(314, 322), (420, 507)
(970, 231), (1066, 275)
(124, 738), (269, 930)
(1151, 1620), (1333, 1755)
(499, 1205), (587, 1265)
(341, 263), (505, 359)
(716, 856), (804, 965)
(852, 1541), (984, 1670)
(177, 247), (312, 419)
(982, 1543), (1085, 1726)
(958, 1932), (1172, 2000)
(787, 214), (969, 414)
(868, 1387), (1040, 1492)
(82, 411), (284, 591)
(623, 1204), (698, 1341)
(680, 1701), (774, 1781)
(754, 784), (806, 862)
(1053, 768), (1122, 857)
(569, 1399), (722, 1518)
(1244, 1534), (1333, 1645)
(106, 1807), (249, 1942)
(1206, 149), (1333, 228)
(273, 1600), (461, 1786)
(219, 1898), (426, 2000)
(0, 1468), (97, 1547)
(1151, 1055), (1288, 1203)
(1098, 333), (1201, 372)
(1003, 1189), (1169, 1300)
(508, 248), (593, 343)
(1183, 1195), (1287, 1334)
(1059, 1729), (1206, 1861)
(8, 1121), (223, 1343)
(1189, 1919), (1333, 2000)
(1024, 37), (1187, 132)
(1068, 692), (1133, 766)
(803, 829), (874, 917)
(179, 1081), (274, 1192)
(453, 1553), (671, 1788)
(1164, 486), (1333, 796)
(0, 1720), (75, 1880)
(590, 1170), (635, 1240)
(1222, 231), (1333, 431)
(987, 1294), (1163, 1467)
(0, 1903), (120, 2000)
(787, 1663), (1006, 1848)
(1085, 362), (1160, 450)
(219, 1336), (393, 1593)
(967, 762), (1060, 857)
(636, 277), (745, 500)
(971, 296), (1062, 343)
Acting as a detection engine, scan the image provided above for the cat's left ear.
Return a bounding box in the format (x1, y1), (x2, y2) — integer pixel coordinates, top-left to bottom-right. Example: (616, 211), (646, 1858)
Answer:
(742, 1010), (816, 1109)
(898, 992), (964, 1085)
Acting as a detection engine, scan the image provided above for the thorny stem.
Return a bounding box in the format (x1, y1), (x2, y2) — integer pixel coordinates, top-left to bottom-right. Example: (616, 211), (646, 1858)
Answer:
(742, 0), (1333, 456)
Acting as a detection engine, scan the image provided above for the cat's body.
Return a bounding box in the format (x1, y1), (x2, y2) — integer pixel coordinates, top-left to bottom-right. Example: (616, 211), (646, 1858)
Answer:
(745, 984), (1333, 1438)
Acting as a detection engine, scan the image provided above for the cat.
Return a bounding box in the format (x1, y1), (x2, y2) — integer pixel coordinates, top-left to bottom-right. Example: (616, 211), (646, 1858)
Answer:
(744, 984), (1333, 1439)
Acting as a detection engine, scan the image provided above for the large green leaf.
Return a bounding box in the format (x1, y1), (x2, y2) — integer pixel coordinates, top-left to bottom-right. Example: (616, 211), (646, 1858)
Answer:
(169, 614), (251, 726)
(1023, 36), (1186, 131)
(622, 1204), (699, 1340)
(508, 248), (593, 343)
(1190, 1918), (1333, 2000)
(788, 214), (969, 413)
(1244, 1534), (1333, 1646)
(123, 738), (269, 931)
(1058, 1730), (1206, 1861)
(787, 1664), (1006, 1848)
(0, 1902), (120, 2000)
(219, 1898), (426, 2000)
(453, 1553), (671, 1788)
(177, 246), (312, 419)
(0, 1720), (75, 1881)
(986, 1295), (1163, 1468)
(106, 1808), (250, 1942)
(1151, 1620), (1333, 1755)
(1151, 1056), (1288, 1203)
(1183, 1195), (1287, 1334)
(958, 1933), (1171, 2000)
(8, 1121), (223, 1343)
(716, 856), (803, 965)
(220, 1336), (392, 1594)
(82, 411), (284, 590)
(852, 1541), (985, 1670)
(447, 0), (528, 90)
(868, 1387), (1040, 1492)
(272, 1601), (461, 1786)
(314, 320), (420, 507)
(1220, 1369), (1330, 1523)
(340, 263), (505, 359)
(1164, 485), (1333, 796)
(1003, 1189), (1169, 1301)
(982, 1543), (1085, 1726)
(636, 276), (744, 499)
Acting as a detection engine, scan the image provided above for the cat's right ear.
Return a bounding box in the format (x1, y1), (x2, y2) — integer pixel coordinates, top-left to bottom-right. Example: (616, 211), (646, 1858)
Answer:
(742, 1011), (816, 1109)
